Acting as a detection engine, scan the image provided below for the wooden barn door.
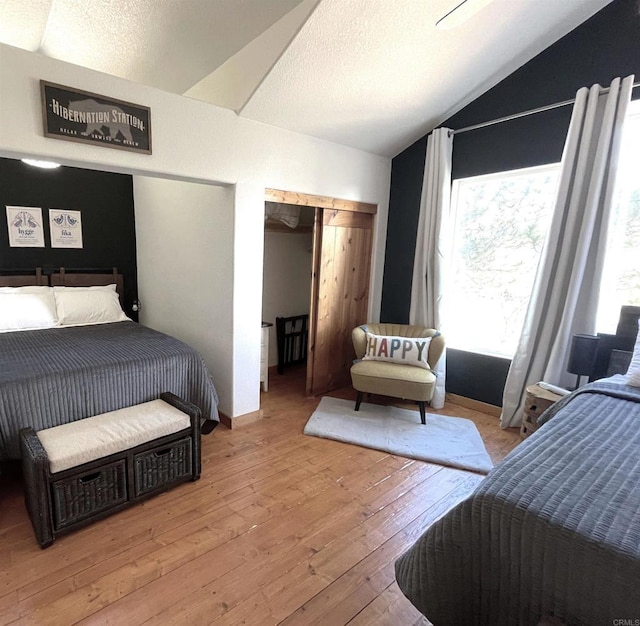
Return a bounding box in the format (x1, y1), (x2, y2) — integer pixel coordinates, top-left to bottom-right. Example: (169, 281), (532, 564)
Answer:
(264, 189), (376, 397)
(307, 208), (374, 395)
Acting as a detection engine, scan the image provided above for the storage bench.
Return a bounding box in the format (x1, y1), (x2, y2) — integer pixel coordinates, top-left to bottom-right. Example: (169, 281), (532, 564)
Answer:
(19, 392), (201, 548)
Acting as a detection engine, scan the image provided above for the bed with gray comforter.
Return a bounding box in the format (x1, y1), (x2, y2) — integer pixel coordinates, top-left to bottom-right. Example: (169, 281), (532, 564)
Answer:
(0, 321), (219, 460)
(395, 381), (640, 625)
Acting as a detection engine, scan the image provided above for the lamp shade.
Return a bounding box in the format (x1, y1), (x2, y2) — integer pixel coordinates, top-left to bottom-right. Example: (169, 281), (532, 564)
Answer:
(567, 334), (600, 377)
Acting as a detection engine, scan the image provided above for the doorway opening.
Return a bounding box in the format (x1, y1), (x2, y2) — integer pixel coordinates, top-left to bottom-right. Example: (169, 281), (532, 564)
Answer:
(261, 202), (315, 397)
(261, 188), (377, 401)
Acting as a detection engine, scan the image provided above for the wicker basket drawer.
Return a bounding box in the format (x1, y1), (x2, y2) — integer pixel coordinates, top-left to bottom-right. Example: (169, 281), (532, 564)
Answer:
(134, 437), (192, 497)
(51, 460), (128, 530)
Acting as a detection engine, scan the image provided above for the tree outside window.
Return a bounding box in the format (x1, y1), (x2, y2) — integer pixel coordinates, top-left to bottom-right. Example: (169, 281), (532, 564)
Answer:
(447, 165), (560, 358)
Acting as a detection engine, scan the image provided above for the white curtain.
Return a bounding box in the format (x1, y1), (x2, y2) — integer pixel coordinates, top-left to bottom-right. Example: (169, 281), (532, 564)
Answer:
(501, 75), (634, 428)
(409, 127), (453, 409)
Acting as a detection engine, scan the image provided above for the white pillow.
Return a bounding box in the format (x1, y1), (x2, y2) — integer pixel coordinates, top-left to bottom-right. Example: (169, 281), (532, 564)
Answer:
(362, 332), (432, 369)
(0, 290), (58, 332)
(0, 285), (51, 293)
(52, 284), (117, 292)
(625, 320), (640, 387)
(53, 286), (129, 327)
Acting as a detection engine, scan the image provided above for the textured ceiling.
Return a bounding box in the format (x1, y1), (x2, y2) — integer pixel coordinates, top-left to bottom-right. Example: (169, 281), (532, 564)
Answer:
(0, 0), (612, 156)
(6, 0), (305, 93)
(184, 0), (319, 111)
(240, 0), (612, 155)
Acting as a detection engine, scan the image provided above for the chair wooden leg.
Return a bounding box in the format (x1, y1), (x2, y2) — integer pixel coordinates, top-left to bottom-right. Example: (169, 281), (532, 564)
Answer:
(355, 391), (363, 411)
(418, 401), (426, 425)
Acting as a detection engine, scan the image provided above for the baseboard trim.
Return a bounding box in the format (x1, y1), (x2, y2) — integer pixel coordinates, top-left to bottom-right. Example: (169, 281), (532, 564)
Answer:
(445, 393), (501, 418)
(218, 409), (264, 429)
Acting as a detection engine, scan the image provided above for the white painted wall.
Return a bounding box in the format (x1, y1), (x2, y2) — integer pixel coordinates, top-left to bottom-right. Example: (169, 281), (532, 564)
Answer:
(0, 43), (391, 419)
(133, 176), (235, 415)
(232, 182), (265, 417)
(262, 230), (313, 366)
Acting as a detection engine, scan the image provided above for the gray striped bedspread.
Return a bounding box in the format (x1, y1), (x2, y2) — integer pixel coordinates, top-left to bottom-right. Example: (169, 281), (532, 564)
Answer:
(395, 381), (640, 625)
(0, 321), (219, 460)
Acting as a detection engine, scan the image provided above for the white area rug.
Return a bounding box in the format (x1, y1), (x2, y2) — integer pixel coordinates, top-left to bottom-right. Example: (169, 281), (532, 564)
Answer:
(304, 396), (494, 474)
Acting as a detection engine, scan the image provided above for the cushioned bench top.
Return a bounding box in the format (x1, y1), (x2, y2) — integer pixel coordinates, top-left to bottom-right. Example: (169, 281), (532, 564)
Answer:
(37, 399), (191, 474)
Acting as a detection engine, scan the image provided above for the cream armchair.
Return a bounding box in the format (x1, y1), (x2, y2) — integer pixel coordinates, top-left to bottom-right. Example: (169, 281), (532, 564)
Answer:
(350, 323), (445, 424)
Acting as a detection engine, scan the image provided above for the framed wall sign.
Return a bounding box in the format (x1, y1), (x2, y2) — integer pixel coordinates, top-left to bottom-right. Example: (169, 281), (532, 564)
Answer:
(40, 81), (152, 154)
(49, 209), (83, 249)
(6, 206), (45, 247)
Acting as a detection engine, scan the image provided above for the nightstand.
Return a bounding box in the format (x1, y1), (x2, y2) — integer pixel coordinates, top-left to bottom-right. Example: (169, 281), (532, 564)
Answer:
(521, 383), (564, 438)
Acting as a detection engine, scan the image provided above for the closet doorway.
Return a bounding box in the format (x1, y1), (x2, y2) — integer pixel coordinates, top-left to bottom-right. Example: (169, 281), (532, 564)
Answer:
(262, 203), (315, 390)
(263, 189), (377, 397)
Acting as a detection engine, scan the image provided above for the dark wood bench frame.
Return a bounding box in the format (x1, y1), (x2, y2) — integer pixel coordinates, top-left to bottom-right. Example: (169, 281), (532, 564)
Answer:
(20, 392), (201, 548)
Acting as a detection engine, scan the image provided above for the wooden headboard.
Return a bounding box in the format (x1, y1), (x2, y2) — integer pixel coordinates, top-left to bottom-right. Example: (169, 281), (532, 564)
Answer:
(616, 306), (640, 339)
(0, 267), (47, 287)
(592, 306), (640, 380)
(50, 267), (125, 306)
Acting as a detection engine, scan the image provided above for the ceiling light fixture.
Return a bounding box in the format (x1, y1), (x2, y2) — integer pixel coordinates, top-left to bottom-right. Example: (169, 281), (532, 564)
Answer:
(435, 0), (493, 29)
(21, 158), (62, 169)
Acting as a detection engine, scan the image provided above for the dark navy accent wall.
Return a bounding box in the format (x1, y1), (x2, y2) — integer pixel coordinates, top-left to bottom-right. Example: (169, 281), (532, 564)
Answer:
(446, 349), (512, 407)
(0, 157), (138, 318)
(381, 0), (640, 405)
(380, 137), (427, 323)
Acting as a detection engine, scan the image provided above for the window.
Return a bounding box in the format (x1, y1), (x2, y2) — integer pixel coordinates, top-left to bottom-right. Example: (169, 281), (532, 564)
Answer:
(446, 164), (560, 358)
(446, 100), (640, 358)
(596, 99), (640, 333)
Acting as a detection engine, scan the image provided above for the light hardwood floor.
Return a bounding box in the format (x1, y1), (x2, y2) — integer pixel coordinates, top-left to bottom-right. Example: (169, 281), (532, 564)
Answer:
(0, 366), (520, 625)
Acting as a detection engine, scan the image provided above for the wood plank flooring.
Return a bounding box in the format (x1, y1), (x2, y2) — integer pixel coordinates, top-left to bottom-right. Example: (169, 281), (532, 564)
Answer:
(0, 366), (520, 625)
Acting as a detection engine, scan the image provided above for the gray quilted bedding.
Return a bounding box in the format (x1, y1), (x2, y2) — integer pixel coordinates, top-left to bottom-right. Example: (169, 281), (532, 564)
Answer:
(395, 381), (640, 625)
(0, 321), (219, 460)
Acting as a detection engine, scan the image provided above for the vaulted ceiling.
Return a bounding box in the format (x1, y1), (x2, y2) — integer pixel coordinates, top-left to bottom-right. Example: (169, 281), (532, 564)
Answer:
(0, 0), (612, 156)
